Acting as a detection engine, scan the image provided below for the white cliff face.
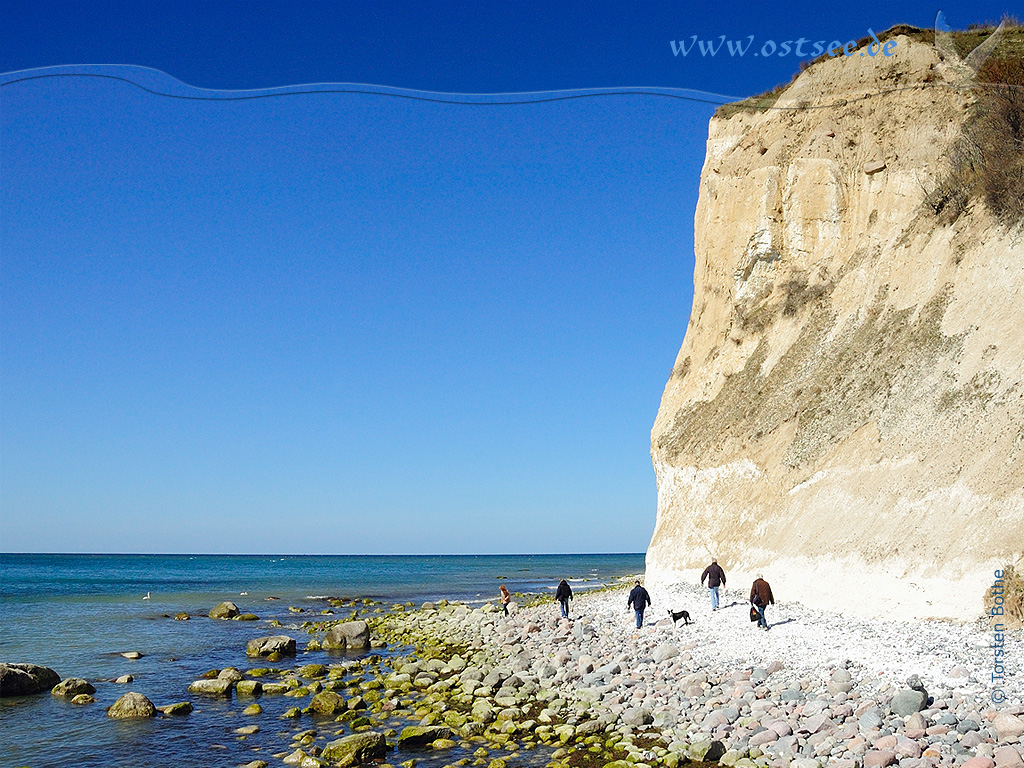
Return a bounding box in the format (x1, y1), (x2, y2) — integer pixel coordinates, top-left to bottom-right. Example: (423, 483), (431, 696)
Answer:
(647, 36), (1024, 620)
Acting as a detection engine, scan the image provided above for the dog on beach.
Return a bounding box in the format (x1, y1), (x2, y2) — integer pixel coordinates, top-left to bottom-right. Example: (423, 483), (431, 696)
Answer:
(668, 609), (691, 626)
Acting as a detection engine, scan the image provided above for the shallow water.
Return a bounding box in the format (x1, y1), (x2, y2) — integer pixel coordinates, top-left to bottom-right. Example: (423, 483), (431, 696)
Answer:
(0, 553), (644, 768)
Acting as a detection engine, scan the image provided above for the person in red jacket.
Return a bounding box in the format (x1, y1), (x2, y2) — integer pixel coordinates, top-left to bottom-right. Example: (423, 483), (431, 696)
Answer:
(749, 575), (774, 630)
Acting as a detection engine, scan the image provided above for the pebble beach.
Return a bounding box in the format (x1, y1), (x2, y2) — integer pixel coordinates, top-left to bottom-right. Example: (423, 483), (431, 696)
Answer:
(2, 567), (1022, 768)
(373, 579), (1024, 768)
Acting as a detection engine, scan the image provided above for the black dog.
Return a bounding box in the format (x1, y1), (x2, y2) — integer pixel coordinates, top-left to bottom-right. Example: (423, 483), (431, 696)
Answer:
(668, 609), (691, 625)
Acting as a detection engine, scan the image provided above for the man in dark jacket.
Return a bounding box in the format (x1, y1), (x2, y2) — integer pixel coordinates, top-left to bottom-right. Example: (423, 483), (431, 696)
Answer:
(749, 574), (775, 630)
(556, 579), (573, 618)
(700, 558), (726, 611)
(627, 581), (651, 628)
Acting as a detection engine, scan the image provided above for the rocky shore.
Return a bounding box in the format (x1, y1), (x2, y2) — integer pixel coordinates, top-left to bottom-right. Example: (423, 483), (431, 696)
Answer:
(366, 581), (1024, 768)
(2, 581), (1021, 768)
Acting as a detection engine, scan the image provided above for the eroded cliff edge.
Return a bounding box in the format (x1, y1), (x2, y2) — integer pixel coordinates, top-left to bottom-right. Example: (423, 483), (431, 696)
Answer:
(647, 32), (1024, 620)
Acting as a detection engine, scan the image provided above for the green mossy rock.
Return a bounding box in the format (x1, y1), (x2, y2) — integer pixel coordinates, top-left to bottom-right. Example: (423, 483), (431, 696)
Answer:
(310, 690), (346, 715)
(209, 601), (240, 619)
(107, 692), (157, 719)
(321, 731), (388, 767)
(51, 678), (96, 699)
(158, 702), (193, 715)
(398, 725), (454, 748)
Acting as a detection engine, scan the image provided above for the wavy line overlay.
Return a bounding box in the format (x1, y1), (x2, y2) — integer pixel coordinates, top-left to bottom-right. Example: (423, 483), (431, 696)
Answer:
(0, 63), (1009, 114)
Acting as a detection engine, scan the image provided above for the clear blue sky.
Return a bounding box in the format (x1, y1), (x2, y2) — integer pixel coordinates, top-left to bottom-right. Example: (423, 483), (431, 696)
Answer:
(0, 1), (1011, 554)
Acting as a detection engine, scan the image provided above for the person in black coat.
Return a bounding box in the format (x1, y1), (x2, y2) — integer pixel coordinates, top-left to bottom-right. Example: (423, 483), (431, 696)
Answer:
(700, 558), (726, 611)
(627, 581), (651, 628)
(555, 579), (573, 618)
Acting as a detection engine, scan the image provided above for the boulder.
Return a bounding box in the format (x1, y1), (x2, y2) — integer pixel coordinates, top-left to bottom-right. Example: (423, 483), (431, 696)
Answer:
(322, 620), (370, 650)
(234, 613), (260, 621)
(158, 702), (193, 715)
(309, 690), (346, 715)
(173, 612), (190, 621)
(890, 689), (928, 716)
(653, 643), (679, 662)
(71, 694), (96, 704)
(0, 663), (61, 697)
(994, 713), (1024, 742)
(218, 667), (244, 683)
(321, 731), (388, 767)
(398, 725), (453, 747)
(246, 635), (297, 658)
(188, 678), (234, 696)
(209, 601), (240, 619)
(236, 680), (263, 697)
(51, 677), (96, 699)
(107, 691), (157, 719)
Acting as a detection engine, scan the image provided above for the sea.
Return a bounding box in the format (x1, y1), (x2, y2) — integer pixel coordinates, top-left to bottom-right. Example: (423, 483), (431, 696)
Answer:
(0, 553), (645, 768)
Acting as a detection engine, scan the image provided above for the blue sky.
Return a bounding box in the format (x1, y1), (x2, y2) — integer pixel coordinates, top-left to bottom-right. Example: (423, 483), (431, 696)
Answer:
(0, 1), (1013, 554)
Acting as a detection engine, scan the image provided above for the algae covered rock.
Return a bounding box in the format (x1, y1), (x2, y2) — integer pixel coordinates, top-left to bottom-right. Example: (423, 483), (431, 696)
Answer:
(107, 691), (157, 719)
(236, 680), (263, 696)
(0, 663), (61, 697)
(398, 725), (453, 747)
(246, 635), (297, 658)
(309, 690), (346, 714)
(188, 678), (234, 696)
(322, 731), (388, 766)
(51, 677), (96, 699)
(323, 620), (371, 650)
(209, 601), (240, 619)
(158, 701), (193, 715)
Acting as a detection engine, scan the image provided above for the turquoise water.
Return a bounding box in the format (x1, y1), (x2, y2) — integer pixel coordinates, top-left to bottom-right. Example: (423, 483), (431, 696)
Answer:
(0, 553), (644, 767)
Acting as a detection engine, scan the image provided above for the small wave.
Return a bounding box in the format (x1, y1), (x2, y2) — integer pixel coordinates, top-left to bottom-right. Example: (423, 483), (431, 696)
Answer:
(305, 595), (331, 600)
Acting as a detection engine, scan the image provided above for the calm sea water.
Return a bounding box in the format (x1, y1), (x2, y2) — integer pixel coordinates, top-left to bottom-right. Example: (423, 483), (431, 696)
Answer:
(0, 553), (644, 768)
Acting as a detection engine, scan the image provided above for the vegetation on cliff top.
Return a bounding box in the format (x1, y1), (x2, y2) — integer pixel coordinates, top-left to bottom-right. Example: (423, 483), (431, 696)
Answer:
(716, 20), (1024, 228)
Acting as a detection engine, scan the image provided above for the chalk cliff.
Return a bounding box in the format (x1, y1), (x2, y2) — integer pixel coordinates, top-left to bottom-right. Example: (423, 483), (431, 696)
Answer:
(647, 33), (1024, 620)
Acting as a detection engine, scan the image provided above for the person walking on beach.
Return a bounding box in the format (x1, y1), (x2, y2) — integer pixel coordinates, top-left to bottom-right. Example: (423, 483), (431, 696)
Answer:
(627, 580), (651, 628)
(700, 558), (726, 611)
(555, 579), (573, 618)
(749, 574), (774, 630)
(499, 584), (512, 617)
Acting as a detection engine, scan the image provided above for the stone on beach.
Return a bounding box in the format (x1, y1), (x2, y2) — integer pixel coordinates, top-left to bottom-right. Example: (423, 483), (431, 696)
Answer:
(107, 691), (157, 719)
(246, 635), (297, 658)
(397, 725), (453, 747)
(322, 620), (370, 650)
(994, 713), (1024, 741)
(0, 663), (61, 697)
(188, 678), (234, 696)
(320, 731), (387, 766)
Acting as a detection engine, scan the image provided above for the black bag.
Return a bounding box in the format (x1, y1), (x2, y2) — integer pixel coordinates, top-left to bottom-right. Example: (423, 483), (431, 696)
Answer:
(749, 605), (759, 622)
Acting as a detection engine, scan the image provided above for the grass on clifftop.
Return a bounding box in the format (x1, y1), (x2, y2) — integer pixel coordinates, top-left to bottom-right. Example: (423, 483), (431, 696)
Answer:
(927, 21), (1024, 227)
(715, 20), (1024, 228)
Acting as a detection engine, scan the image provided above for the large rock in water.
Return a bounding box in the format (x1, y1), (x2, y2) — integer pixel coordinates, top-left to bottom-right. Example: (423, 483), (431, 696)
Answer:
(646, 33), (1024, 621)
(322, 620), (370, 650)
(107, 692), (157, 719)
(209, 601), (240, 619)
(321, 731), (387, 766)
(0, 663), (61, 697)
(246, 635), (296, 658)
(51, 677), (96, 699)
(397, 725), (453, 747)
